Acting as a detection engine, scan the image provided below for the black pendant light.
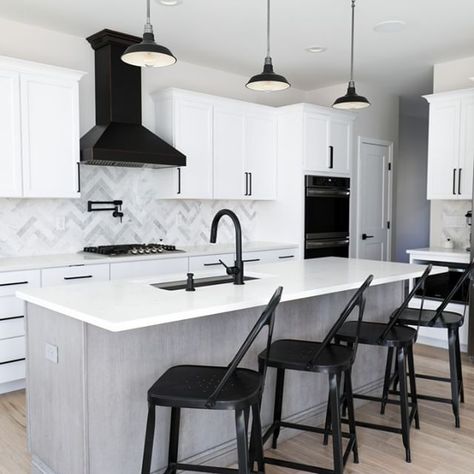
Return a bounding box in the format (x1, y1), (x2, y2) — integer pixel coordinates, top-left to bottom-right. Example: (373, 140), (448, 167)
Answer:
(246, 0), (290, 92)
(333, 0), (370, 110)
(122, 0), (176, 68)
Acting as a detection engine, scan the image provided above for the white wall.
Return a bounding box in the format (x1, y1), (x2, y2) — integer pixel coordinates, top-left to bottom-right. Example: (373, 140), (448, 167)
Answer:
(429, 55), (474, 248)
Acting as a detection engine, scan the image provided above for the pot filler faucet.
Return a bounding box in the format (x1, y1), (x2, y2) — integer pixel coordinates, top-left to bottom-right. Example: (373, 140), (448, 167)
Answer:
(210, 209), (244, 285)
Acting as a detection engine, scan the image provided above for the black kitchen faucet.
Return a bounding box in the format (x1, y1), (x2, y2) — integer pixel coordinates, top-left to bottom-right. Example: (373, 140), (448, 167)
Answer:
(210, 209), (244, 285)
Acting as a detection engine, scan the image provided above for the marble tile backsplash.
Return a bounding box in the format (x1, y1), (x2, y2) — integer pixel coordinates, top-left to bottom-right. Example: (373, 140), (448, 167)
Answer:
(439, 200), (471, 249)
(0, 166), (257, 257)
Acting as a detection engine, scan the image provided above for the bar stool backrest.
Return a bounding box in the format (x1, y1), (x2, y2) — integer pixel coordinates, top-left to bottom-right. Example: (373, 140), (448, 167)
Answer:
(205, 286), (283, 408)
(306, 275), (374, 369)
(378, 265), (433, 343)
(430, 259), (474, 325)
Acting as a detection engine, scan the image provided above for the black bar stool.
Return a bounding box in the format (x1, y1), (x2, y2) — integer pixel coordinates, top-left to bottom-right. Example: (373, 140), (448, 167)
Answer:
(327, 265), (432, 463)
(141, 286), (283, 474)
(257, 275), (373, 474)
(381, 259), (474, 428)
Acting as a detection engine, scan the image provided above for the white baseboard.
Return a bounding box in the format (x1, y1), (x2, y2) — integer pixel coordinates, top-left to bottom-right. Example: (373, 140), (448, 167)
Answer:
(0, 378), (25, 395)
(417, 335), (467, 353)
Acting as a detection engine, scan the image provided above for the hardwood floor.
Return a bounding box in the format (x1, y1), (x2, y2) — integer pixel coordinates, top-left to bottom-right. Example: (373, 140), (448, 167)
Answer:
(0, 345), (472, 474)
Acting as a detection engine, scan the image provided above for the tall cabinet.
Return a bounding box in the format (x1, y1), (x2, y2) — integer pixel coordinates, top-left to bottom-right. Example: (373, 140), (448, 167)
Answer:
(425, 88), (474, 200)
(0, 57), (85, 199)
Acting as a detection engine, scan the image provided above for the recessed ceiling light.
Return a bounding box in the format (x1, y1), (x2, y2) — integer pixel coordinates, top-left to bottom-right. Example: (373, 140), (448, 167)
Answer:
(306, 46), (327, 54)
(158, 0), (182, 5)
(374, 20), (406, 33)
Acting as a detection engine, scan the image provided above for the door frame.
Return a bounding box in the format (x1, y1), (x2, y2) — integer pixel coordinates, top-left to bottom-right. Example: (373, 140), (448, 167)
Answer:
(355, 137), (394, 260)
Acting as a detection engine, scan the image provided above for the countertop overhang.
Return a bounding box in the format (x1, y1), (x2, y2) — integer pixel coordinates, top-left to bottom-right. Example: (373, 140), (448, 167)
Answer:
(17, 257), (445, 332)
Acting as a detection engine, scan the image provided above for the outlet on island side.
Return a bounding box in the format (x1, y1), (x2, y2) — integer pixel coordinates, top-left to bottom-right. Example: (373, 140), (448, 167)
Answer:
(45, 343), (59, 364)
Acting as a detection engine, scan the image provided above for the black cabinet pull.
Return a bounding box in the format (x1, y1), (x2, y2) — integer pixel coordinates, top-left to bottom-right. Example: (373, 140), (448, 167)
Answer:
(243, 258), (260, 263)
(249, 172), (253, 196)
(244, 172), (249, 196)
(177, 168), (181, 195)
(329, 146), (334, 169)
(362, 233), (374, 240)
(0, 315), (24, 322)
(458, 168), (462, 195)
(453, 168), (456, 195)
(0, 281), (29, 287)
(77, 162), (81, 193)
(278, 255), (295, 259)
(64, 275), (93, 281)
(0, 357), (26, 366)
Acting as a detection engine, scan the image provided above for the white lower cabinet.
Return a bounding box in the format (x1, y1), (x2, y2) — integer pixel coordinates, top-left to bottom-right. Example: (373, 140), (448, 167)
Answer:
(42, 264), (109, 287)
(110, 257), (188, 280)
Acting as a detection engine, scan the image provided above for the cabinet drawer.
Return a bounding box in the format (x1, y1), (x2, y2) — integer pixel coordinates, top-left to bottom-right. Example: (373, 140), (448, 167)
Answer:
(0, 360), (25, 384)
(0, 336), (25, 363)
(0, 317), (24, 340)
(189, 254), (234, 272)
(245, 249), (297, 264)
(42, 264), (109, 287)
(0, 270), (40, 297)
(110, 258), (188, 280)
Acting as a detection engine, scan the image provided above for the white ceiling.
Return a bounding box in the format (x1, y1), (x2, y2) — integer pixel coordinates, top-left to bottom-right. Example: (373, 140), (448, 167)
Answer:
(1, 0), (474, 95)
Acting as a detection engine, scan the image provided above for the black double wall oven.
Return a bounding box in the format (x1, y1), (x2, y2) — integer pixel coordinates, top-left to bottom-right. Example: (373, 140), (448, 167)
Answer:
(304, 175), (350, 259)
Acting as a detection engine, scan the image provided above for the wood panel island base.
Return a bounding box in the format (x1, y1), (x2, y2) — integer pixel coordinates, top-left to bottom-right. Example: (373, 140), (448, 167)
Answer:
(17, 258), (442, 474)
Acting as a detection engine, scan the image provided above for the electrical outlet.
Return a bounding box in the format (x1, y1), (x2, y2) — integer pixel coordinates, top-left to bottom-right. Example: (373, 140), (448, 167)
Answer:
(45, 343), (58, 364)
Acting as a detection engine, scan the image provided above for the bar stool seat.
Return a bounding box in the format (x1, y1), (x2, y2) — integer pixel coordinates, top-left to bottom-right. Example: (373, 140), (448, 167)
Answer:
(148, 365), (261, 409)
(337, 321), (417, 347)
(397, 308), (464, 329)
(262, 339), (355, 373)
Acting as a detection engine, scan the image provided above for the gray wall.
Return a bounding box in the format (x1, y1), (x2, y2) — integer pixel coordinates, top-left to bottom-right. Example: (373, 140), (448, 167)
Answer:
(394, 99), (430, 262)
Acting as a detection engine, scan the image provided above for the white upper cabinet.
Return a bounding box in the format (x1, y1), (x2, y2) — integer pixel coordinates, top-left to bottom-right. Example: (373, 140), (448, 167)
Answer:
(154, 91), (214, 199)
(0, 70), (22, 197)
(154, 89), (277, 201)
(0, 57), (84, 199)
(425, 89), (474, 200)
(303, 108), (354, 176)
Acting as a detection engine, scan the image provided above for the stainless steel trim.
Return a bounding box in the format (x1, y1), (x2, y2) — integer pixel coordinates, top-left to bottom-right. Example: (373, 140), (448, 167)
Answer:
(305, 239), (350, 250)
(306, 188), (350, 198)
(306, 232), (349, 240)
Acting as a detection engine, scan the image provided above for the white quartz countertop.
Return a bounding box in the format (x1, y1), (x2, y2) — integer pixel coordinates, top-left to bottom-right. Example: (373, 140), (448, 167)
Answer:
(17, 257), (445, 332)
(0, 241), (298, 273)
(407, 247), (470, 263)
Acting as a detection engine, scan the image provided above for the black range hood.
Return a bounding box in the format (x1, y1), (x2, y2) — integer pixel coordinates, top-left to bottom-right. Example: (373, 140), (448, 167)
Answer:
(80, 29), (186, 168)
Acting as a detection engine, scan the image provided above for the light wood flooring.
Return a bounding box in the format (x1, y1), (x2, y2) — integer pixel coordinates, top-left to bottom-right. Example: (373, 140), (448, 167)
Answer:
(0, 344), (473, 474)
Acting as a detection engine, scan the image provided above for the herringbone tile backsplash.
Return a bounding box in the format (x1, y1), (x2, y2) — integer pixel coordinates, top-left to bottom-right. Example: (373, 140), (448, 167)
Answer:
(0, 166), (257, 257)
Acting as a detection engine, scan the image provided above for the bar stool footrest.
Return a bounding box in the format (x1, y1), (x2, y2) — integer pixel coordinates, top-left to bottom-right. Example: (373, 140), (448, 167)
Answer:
(176, 463), (259, 474)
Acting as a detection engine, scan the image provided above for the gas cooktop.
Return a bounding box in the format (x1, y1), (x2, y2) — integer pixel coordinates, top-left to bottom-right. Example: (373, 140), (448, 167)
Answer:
(83, 244), (184, 257)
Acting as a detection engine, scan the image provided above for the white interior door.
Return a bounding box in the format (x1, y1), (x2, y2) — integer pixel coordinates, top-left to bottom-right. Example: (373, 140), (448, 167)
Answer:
(357, 140), (392, 261)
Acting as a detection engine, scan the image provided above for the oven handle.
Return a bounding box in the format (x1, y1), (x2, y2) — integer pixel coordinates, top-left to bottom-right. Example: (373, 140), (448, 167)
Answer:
(306, 188), (350, 197)
(306, 239), (350, 249)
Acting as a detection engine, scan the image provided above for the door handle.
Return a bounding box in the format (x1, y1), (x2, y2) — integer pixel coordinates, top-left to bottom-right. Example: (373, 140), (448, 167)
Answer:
(458, 168), (462, 195)
(329, 146), (334, 169)
(453, 168), (456, 195)
(362, 233), (374, 240)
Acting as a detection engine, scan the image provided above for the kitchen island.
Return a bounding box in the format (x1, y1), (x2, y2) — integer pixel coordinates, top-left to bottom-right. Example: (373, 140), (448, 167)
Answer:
(17, 257), (442, 474)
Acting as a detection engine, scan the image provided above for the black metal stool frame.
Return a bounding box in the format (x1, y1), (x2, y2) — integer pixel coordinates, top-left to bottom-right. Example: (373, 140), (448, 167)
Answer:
(326, 265), (433, 464)
(257, 275), (374, 474)
(381, 260), (473, 428)
(141, 286), (283, 474)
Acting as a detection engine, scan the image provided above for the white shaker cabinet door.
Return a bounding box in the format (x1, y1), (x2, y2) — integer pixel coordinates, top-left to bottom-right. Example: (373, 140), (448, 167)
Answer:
(303, 112), (330, 173)
(459, 95), (474, 199)
(329, 118), (352, 175)
(20, 74), (80, 198)
(0, 70), (22, 197)
(426, 99), (461, 200)
(213, 106), (245, 199)
(244, 111), (277, 200)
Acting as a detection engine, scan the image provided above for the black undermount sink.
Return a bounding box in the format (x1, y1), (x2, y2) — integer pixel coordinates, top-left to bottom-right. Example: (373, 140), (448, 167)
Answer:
(152, 275), (259, 291)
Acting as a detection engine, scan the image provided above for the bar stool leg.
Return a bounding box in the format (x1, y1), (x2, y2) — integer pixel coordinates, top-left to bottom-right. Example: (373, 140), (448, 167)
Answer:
(323, 389), (331, 446)
(407, 345), (420, 430)
(168, 407), (181, 474)
(235, 408), (251, 474)
(392, 348), (400, 392)
(329, 373), (343, 474)
(141, 402), (156, 474)
(272, 368), (285, 449)
(250, 402), (265, 474)
(381, 347), (394, 415)
(397, 347), (411, 463)
(448, 328), (461, 428)
(344, 369), (359, 464)
(455, 327), (465, 403)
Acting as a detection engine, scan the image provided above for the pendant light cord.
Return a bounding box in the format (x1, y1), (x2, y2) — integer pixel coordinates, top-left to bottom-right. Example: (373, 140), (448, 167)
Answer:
(266, 0), (271, 60)
(145, 0), (153, 33)
(349, 0), (355, 85)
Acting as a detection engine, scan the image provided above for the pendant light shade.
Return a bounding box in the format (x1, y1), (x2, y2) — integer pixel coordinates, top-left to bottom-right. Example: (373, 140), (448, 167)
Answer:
(246, 0), (290, 92)
(333, 0), (370, 110)
(122, 0), (176, 68)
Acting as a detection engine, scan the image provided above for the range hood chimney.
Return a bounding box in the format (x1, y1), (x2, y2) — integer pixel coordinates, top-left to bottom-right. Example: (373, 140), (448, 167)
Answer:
(80, 29), (186, 168)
